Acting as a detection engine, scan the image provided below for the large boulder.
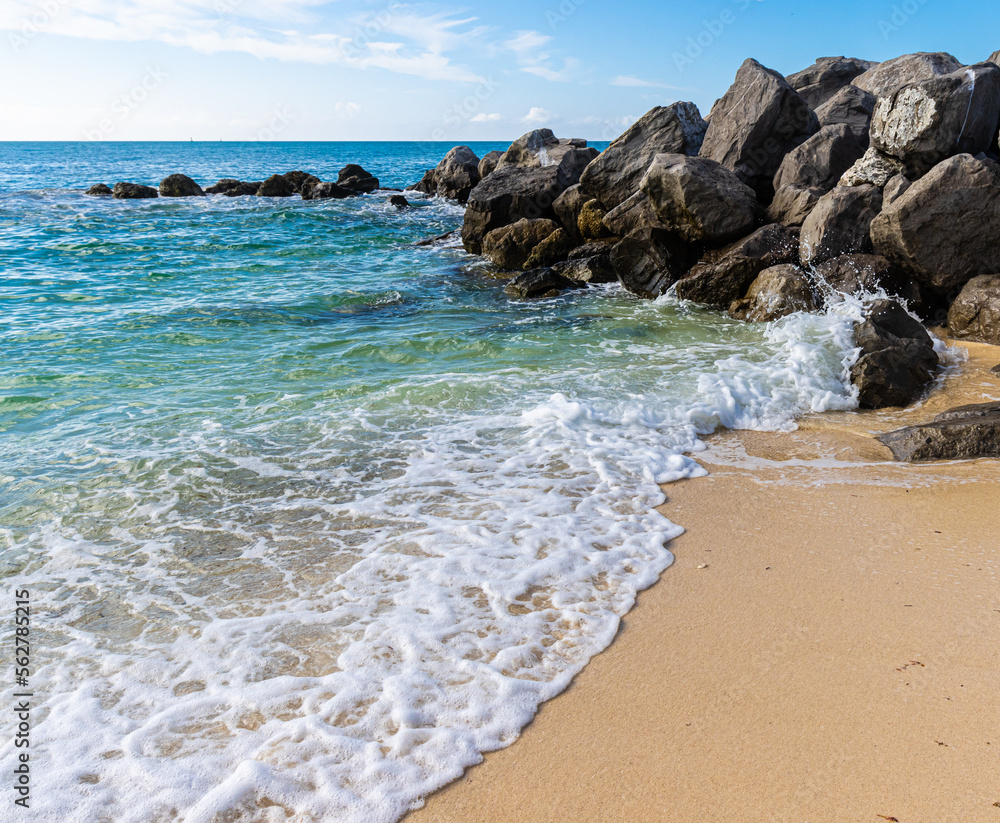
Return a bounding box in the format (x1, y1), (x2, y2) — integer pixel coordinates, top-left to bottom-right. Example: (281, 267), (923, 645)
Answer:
(786, 56), (877, 109)
(204, 178), (243, 195)
(223, 181), (263, 197)
(578, 102), (707, 209)
(601, 191), (667, 238)
(553, 184), (589, 242)
(523, 228), (574, 270)
(766, 185), (822, 227)
(257, 174), (295, 197)
(412, 145), (481, 203)
(852, 52), (964, 98)
(813, 253), (924, 309)
(815, 84), (877, 142)
(478, 150), (504, 179)
(504, 268), (576, 299)
(112, 182), (158, 199)
(482, 218), (559, 271)
(870, 154), (1000, 292)
(878, 402), (1000, 461)
(947, 275), (1000, 344)
(799, 184), (882, 266)
(772, 124), (866, 194)
(869, 63), (1000, 176)
(337, 164), (379, 193)
(639, 153), (758, 245)
(729, 264), (818, 322)
(551, 251), (617, 285)
(839, 146), (907, 187)
(159, 174), (205, 197)
(303, 181), (354, 200)
(86, 183), (112, 196)
(281, 171), (318, 194)
(849, 299), (938, 408)
(700, 58), (819, 201)
(674, 224), (800, 308)
(610, 226), (696, 299)
(496, 129), (598, 173)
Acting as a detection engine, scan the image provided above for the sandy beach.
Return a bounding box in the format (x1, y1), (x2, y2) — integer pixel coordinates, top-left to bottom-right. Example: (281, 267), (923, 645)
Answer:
(407, 339), (1000, 823)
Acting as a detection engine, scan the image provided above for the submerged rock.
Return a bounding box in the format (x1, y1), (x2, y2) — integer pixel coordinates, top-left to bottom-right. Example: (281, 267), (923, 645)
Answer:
(389, 195), (410, 209)
(503, 268), (576, 298)
(850, 299), (938, 408)
(728, 264), (818, 322)
(86, 183), (112, 196)
(204, 178), (244, 195)
(224, 181), (264, 197)
(112, 182), (158, 199)
(159, 174), (205, 197)
(947, 275), (1000, 344)
(303, 181), (354, 200)
(337, 164), (379, 194)
(878, 402), (1000, 461)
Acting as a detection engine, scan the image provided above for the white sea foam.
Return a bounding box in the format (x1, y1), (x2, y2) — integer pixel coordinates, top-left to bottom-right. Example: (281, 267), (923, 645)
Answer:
(3, 296), (865, 823)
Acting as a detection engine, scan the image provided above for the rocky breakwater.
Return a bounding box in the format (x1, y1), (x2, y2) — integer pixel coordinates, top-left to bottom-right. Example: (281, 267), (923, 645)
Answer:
(420, 49), (1000, 416)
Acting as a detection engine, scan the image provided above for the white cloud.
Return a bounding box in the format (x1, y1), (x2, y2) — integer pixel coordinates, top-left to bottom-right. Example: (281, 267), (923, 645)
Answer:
(470, 112), (502, 123)
(503, 30), (552, 55)
(334, 101), (362, 119)
(610, 75), (690, 91)
(522, 58), (579, 83)
(521, 107), (554, 125)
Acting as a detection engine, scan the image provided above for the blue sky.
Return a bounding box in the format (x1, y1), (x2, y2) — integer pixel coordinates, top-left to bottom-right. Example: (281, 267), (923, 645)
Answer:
(1, 0), (997, 141)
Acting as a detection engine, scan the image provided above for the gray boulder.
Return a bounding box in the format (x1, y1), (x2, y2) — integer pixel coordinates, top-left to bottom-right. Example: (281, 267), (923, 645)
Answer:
(700, 58), (819, 201)
(610, 226), (696, 299)
(813, 253), (923, 309)
(878, 402), (1000, 461)
(86, 183), (112, 196)
(766, 185), (822, 227)
(303, 181), (354, 200)
(601, 191), (667, 238)
(786, 56), (877, 109)
(478, 150), (504, 179)
(882, 173), (912, 206)
(159, 174), (205, 197)
(578, 102), (707, 209)
(482, 218), (559, 271)
(337, 164), (379, 193)
(504, 268), (576, 299)
(112, 182), (158, 199)
(815, 84), (877, 142)
(870, 154), (1000, 292)
(553, 184), (589, 242)
(852, 52), (964, 98)
(675, 224), (800, 308)
(849, 299), (937, 408)
(799, 184), (882, 266)
(257, 174), (295, 197)
(552, 252), (617, 285)
(839, 146), (907, 187)
(496, 129), (598, 173)
(729, 264), (818, 322)
(870, 63), (1000, 176)
(947, 275), (1000, 344)
(412, 145), (481, 203)
(640, 153), (758, 245)
(772, 124), (866, 194)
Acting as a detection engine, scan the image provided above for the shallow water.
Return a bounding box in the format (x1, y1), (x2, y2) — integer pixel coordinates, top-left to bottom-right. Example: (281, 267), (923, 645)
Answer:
(1, 142), (861, 822)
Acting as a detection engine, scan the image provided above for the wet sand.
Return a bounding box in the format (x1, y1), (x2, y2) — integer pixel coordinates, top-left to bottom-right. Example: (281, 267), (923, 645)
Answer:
(406, 340), (1000, 823)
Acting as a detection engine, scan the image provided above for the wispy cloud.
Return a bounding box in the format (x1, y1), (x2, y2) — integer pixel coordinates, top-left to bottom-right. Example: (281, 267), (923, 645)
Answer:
(610, 75), (690, 90)
(470, 112), (502, 123)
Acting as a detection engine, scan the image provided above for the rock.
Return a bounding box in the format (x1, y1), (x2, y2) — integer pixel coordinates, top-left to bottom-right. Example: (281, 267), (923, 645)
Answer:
(870, 63), (1000, 176)
(568, 242), (616, 260)
(877, 402), (1000, 461)
(772, 124), (866, 194)
(496, 129), (597, 173)
(553, 184), (589, 242)
(551, 252), (617, 285)
(504, 268), (576, 298)
(870, 154), (1000, 292)
(852, 52), (964, 98)
(992, 363), (1000, 377)
(389, 195), (410, 209)
(86, 183), (112, 196)
(799, 184), (882, 266)
(281, 171), (318, 193)
(990, 51), (1000, 67)
(223, 181), (263, 197)
(257, 174), (295, 197)
(523, 228), (574, 269)
(337, 164), (379, 193)
(462, 161), (589, 255)
(302, 181), (354, 200)
(882, 173), (911, 206)
(158, 173), (205, 197)
(482, 218), (559, 271)
(578, 102), (707, 209)
(601, 191), (666, 237)
(610, 226), (696, 299)
(813, 253), (923, 309)
(478, 150), (504, 179)
(112, 182), (158, 199)
(815, 84), (877, 142)
(414, 230), (456, 247)
(766, 185), (822, 227)
(947, 275), (1000, 344)
(675, 224), (800, 308)
(577, 199), (613, 241)
(412, 145), (481, 203)
(204, 179), (243, 195)
(849, 298), (938, 408)
(700, 58), (819, 201)
(639, 153), (758, 245)
(838, 146), (907, 187)
(786, 56), (877, 109)
(729, 264), (818, 321)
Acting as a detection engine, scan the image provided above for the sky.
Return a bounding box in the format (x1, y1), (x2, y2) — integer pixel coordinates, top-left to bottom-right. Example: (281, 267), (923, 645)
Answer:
(0, 0), (997, 142)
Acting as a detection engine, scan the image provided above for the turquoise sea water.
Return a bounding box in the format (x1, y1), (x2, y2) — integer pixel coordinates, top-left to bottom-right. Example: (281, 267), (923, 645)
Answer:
(0, 142), (861, 822)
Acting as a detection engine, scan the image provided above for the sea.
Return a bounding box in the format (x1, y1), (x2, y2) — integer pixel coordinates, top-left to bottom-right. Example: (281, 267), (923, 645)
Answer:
(0, 141), (863, 822)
